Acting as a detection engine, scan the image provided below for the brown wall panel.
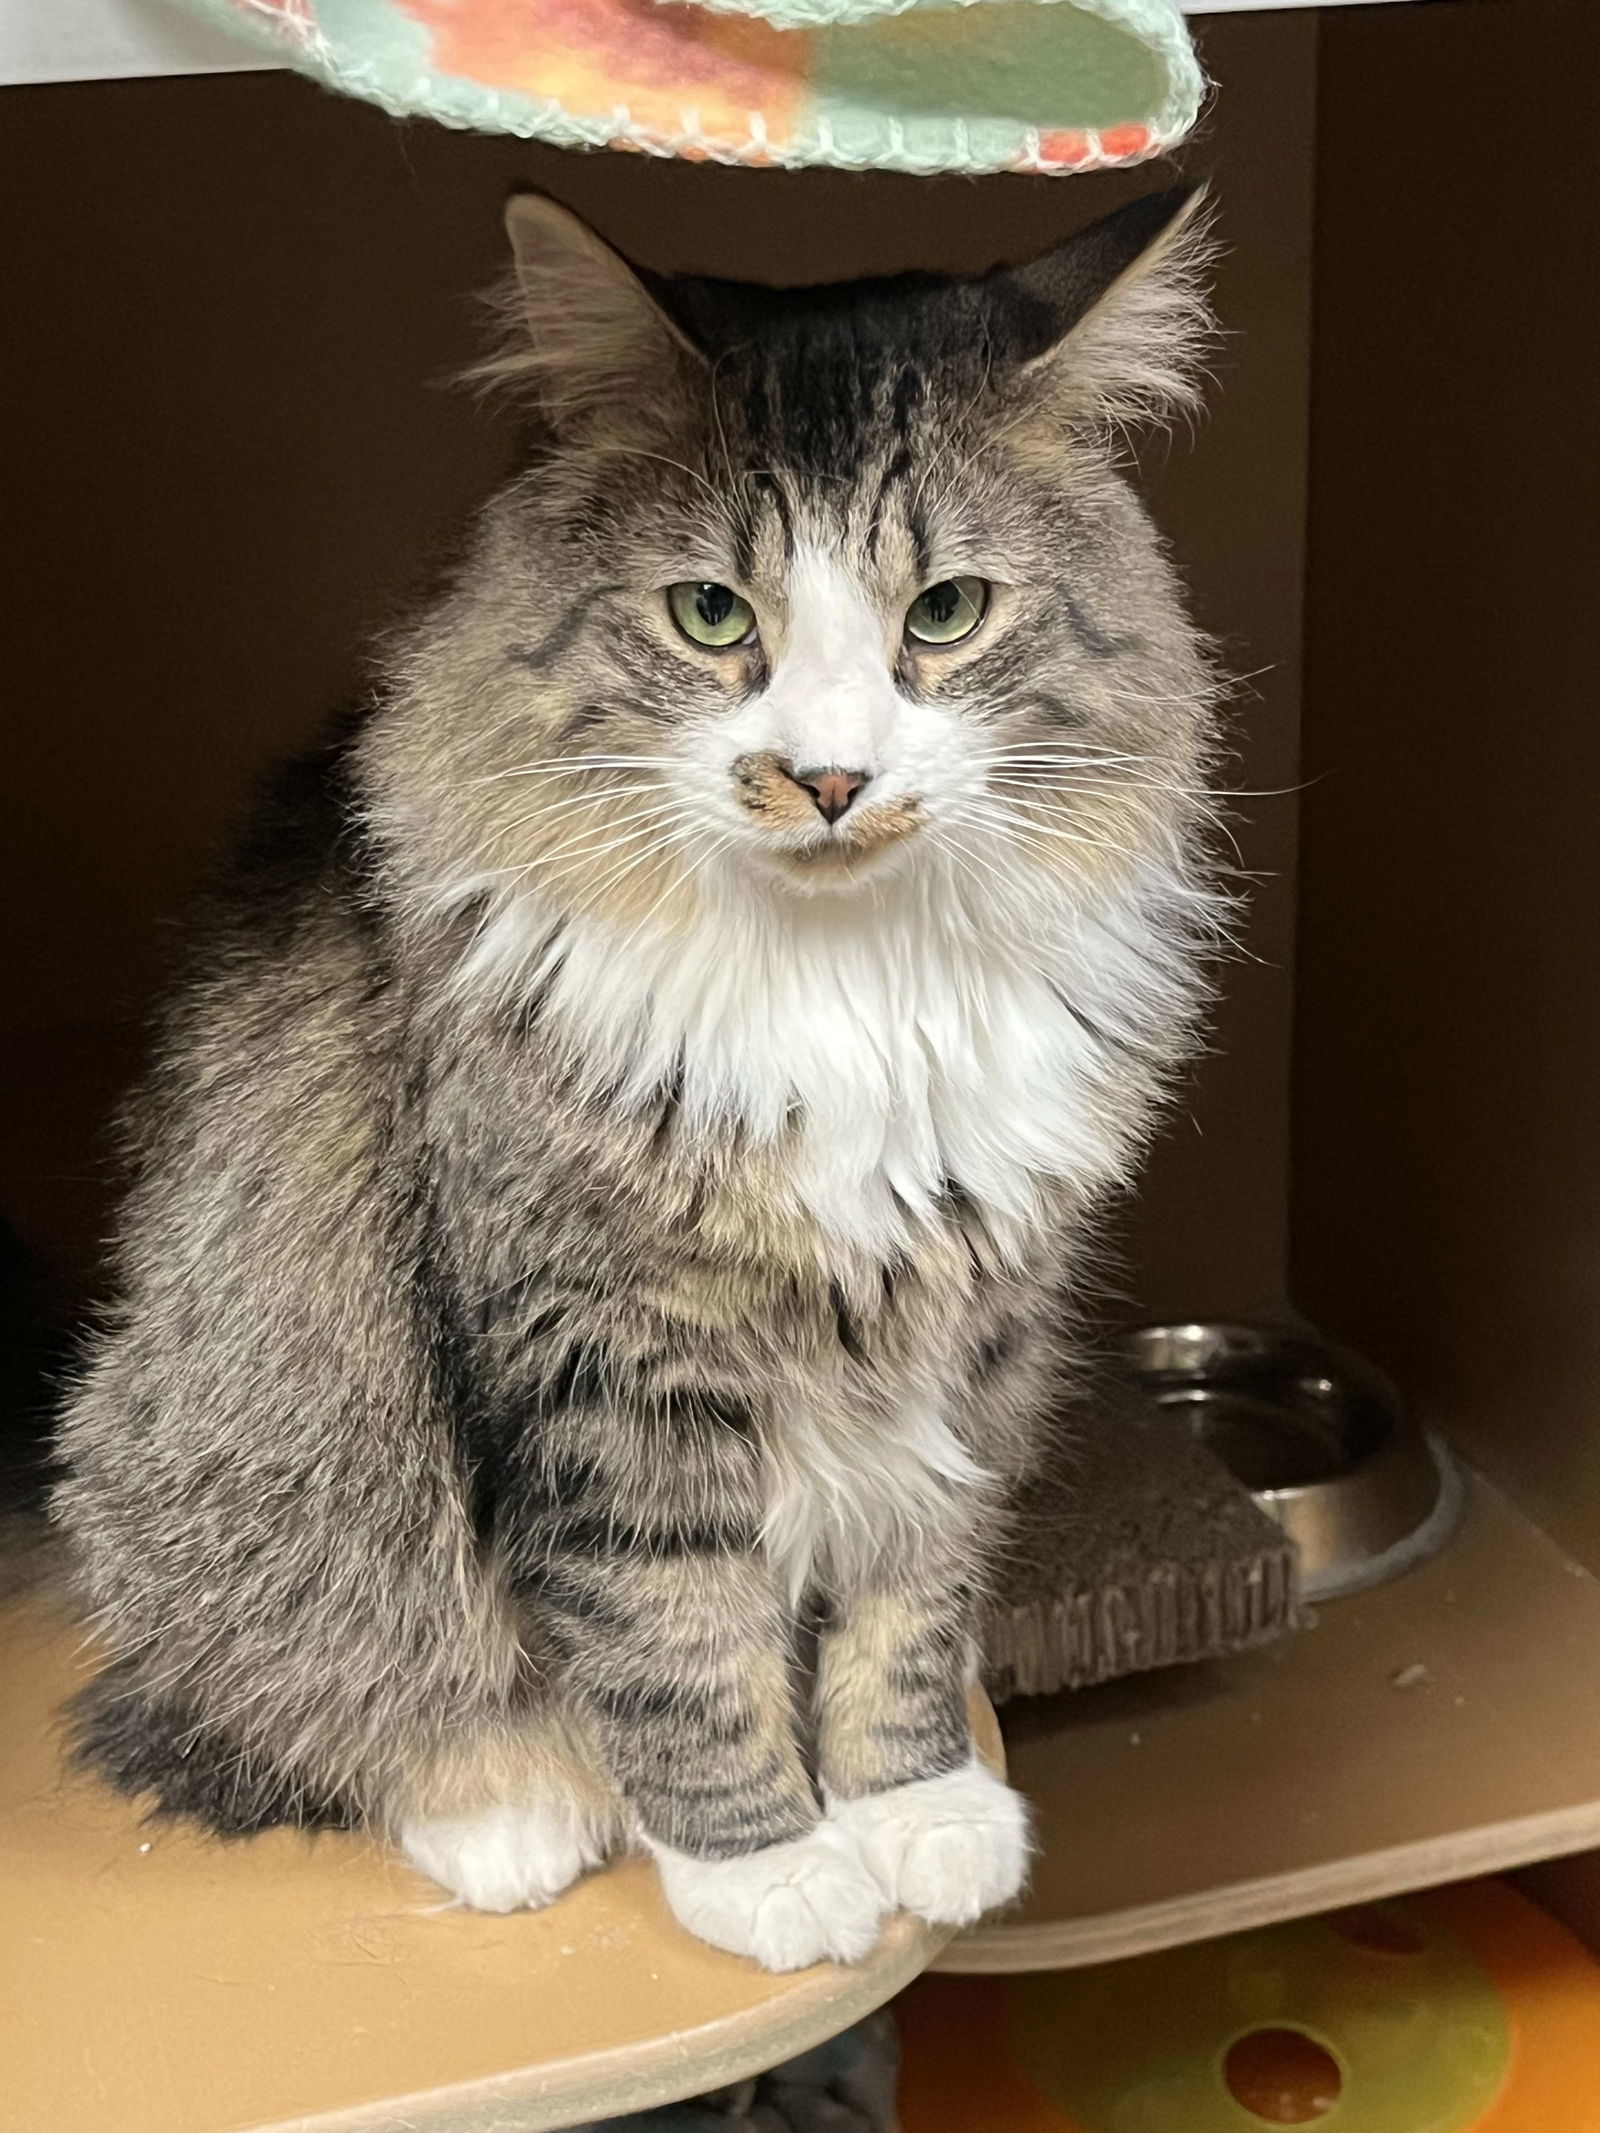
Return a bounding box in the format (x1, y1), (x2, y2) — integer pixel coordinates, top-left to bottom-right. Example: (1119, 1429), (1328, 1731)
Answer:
(1294, 0), (1600, 1566)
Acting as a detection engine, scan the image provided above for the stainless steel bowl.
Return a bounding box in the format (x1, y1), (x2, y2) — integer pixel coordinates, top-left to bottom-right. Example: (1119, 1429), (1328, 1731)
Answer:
(1120, 1322), (1465, 1600)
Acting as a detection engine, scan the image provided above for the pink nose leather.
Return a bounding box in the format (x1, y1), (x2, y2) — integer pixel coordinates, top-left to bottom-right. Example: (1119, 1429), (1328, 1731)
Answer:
(788, 766), (869, 825)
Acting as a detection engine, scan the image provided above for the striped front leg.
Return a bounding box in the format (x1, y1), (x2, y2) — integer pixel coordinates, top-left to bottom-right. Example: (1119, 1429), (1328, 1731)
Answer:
(816, 1539), (1032, 1930)
(509, 1386), (889, 1970)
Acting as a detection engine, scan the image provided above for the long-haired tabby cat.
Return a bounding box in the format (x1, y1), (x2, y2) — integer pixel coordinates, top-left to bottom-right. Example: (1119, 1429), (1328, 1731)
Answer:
(54, 184), (1221, 1971)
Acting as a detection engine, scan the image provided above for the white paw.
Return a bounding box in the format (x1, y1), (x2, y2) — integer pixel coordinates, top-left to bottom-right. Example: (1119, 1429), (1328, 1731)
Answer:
(828, 1761), (1032, 1928)
(648, 1821), (888, 1972)
(400, 1795), (607, 1913)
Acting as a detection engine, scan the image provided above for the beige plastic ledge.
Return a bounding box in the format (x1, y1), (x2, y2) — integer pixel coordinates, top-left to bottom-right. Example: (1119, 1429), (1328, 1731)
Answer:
(944, 1478), (1600, 1975)
(0, 1590), (998, 2133)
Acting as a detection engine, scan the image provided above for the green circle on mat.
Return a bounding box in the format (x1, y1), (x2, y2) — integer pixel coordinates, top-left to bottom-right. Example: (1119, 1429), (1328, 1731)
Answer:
(1009, 1906), (1511, 2132)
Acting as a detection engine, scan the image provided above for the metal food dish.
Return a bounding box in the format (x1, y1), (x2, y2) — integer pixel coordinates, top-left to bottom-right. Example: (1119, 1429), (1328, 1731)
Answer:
(1120, 1321), (1466, 1601)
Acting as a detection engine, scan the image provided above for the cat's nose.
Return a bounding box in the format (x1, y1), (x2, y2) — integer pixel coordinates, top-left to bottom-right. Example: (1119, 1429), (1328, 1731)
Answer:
(785, 764), (870, 825)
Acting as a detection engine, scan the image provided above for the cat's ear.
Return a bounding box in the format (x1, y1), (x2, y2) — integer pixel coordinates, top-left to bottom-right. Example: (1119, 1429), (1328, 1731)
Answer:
(990, 184), (1215, 430)
(470, 192), (705, 434)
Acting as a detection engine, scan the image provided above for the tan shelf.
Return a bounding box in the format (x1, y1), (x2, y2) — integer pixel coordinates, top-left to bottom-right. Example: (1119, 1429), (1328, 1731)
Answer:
(945, 1478), (1600, 1974)
(0, 1590), (995, 2133)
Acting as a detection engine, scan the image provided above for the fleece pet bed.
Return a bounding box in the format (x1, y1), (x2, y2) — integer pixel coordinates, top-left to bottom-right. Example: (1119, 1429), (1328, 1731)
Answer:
(163, 0), (1202, 176)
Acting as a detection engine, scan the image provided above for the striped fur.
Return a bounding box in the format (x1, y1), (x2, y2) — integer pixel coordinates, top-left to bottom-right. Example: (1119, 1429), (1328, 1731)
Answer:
(53, 187), (1223, 1969)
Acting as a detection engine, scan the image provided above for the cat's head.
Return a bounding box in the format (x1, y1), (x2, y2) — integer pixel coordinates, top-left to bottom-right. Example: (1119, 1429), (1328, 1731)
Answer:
(392, 188), (1219, 935)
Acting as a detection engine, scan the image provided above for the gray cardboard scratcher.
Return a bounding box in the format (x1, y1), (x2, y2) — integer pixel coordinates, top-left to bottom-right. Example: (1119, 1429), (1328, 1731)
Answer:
(981, 1379), (1303, 1704)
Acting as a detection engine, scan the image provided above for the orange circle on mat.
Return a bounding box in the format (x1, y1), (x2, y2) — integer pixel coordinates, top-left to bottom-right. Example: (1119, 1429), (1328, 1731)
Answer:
(1422, 1880), (1600, 2132)
(897, 1880), (1600, 2133)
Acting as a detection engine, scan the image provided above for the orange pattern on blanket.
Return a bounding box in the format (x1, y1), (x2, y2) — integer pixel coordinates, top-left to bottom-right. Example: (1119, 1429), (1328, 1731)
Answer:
(399, 0), (810, 144)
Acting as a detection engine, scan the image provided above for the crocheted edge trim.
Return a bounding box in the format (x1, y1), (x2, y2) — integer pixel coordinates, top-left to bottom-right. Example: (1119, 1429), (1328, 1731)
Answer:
(220, 0), (1201, 176)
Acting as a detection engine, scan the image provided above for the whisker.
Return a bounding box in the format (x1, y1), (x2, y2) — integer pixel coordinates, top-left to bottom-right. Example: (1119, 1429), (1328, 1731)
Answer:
(610, 828), (739, 956)
(494, 753), (670, 772)
(980, 741), (1151, 755)
(544, 805), (696, 874)
(448, 795), (673, 881)
(989, 771), (1301, 803)
(940, 836), (1034, 914)
(516, 820), (709, 937)
(1096, 686), (1234, 711)
(579, 821), (708, 910)
(531, 806), (694, 877)
(442, 803), (693, 904)
(938, 840), (1007, 917)
(965, 799), (1147, 867)
(468, 755), (670, 789)
(986, 773), (1209, 802)
(979, 749), (1153, 770)
(495, 786), (672, 839)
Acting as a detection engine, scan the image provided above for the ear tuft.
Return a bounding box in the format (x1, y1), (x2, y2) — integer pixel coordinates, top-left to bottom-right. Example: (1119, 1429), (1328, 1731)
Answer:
(999, 184), (1218, 432)
(463, 192), (702, 435)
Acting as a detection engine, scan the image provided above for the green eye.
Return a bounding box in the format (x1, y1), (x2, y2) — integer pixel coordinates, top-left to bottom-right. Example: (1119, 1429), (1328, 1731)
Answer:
(668, 581), (757, 649)
(906, 576), (989, 646)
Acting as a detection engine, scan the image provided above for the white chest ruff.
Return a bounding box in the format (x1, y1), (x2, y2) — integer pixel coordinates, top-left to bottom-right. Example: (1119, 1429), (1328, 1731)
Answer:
(459, 854), (1189, 1263)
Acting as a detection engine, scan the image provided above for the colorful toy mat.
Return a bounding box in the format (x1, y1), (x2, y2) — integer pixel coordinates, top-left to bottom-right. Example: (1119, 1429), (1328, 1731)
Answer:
(899, 1880), (1600, 2131)
(164, 0), (1202, 176)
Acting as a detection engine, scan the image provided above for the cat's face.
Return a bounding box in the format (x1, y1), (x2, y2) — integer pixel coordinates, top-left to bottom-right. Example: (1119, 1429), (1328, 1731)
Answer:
(399, 190), (1218, 933)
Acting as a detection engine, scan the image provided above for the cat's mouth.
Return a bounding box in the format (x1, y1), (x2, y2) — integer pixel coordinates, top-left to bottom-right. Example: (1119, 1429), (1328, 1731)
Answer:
(780, 805), (923, 864)
(731, 752), (923, 879)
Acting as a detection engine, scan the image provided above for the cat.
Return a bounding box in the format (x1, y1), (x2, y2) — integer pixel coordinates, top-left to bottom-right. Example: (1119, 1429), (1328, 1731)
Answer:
(52, 182), (1222, 1971)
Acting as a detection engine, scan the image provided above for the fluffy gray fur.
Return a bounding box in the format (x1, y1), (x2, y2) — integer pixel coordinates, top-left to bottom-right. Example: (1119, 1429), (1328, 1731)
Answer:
(53, 185), (1223, 1968)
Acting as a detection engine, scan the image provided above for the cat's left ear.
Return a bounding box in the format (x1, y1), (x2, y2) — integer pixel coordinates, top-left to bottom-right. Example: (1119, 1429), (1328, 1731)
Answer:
(470, 192), (706, 436)
(988, 184), (1215, 430)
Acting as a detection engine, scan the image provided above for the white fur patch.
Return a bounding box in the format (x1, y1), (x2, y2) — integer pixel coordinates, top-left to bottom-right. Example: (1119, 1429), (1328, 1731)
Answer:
(401, 1791), (609, 1913)
(763, 1396), (987, 1605)
(456, 847), (1203, 1265)
(647, 1820), (887, 1971)
(827, 1760), (1032, 1926)
(756, 544), (901, 776)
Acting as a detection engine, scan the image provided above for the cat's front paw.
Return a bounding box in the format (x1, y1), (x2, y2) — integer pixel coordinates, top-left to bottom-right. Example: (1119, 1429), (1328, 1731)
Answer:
(828, 1761), (1032, 1927)
(400, 1798), (606, 1913)
(648, 1822), (887, 1971)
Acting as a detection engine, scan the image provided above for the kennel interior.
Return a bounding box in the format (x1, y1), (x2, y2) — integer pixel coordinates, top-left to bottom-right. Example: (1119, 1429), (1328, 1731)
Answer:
(3, 0), (1600, 2125)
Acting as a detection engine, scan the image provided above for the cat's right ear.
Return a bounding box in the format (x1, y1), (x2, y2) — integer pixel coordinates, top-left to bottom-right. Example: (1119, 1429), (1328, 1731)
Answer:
(468, 193), (706, 437)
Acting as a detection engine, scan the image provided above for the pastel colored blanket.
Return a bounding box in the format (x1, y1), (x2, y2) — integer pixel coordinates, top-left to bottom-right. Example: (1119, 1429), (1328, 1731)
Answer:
(167, 0), (1202, 175)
